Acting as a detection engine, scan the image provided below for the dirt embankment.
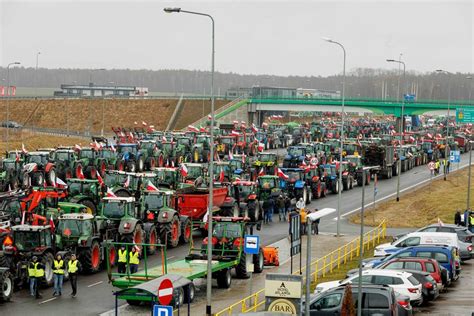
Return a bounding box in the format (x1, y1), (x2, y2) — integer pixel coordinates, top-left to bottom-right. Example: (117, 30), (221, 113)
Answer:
(0, 98), (227, 133)
(351, 166), (474, 228)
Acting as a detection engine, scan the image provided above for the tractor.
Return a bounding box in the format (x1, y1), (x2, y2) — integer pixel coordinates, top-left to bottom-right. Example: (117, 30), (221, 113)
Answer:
(66, 178), (102, 214)
(74, 147), (102, 179)
(97, 147), (122, 174)
(104, 171), (157, 197)
(338, 162), (355, 191)
(117, 143), (145, 172)
(256, 175), (283, 205)
(253, 152), (278, 176)
(318, 164), (341, 193)
(279, 168), (312, 204)
(304, 166), (327, 199)
(52, 148), (77, 180)
(192, 135), (212, 163)
(174, 137), (193, 163)
(220, 180), (261, 221)
(282, 146), (309, 168)
(0, 159), (21, 191)
(153, 167), (179, 189)
(55, 213), (116, 273)
(22, 151), (56, 188)
(214, 162), (233, 183)
(217, 135), (237, 158)
(138, 139), (162, 170)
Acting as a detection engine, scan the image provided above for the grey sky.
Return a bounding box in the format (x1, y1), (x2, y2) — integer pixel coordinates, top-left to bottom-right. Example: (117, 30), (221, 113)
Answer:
(0, 0), (472, 76)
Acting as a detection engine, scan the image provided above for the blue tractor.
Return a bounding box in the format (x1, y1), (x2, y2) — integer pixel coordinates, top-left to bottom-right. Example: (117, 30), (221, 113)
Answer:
(279, 168), (311, 204)
(117, 144), (145, 172)
(282, 146), (309, 168)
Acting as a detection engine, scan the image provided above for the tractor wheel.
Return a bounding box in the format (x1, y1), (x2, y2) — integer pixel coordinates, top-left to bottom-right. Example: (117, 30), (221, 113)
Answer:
(136, 157), (145, 172)
(217, 269), (232, 288)
(64, 167), (73, 179)
(9, 174), (19, 191)
(46, 168), (56, 186)
(107, 244), (117, 267)
(115, 160), (125, 171)
(147, 157), (156, 170)
(80, 240), (101, 274)
(160, 215), (180, 248)
(79, 199), (97, 215)
(86, 166), (97, 179)
(307, 188), (312, 204)
(349, 176), (354, 189)
(158, 154), (164, 167)
(75, 163), (83, 178)
(248, 202), (260, 222)
(184, 283), (195, 303)
(253, 248), (264, 273)
(41, 252), (55, 287)
(171, 287), (185, 308)
(126, 160), (136, 172)
(146, 226), (158, 255)
(129, 224), (145, 251)
(343, 178), (349, 191)
(179, 218), (192, 244)
(115, 189), (131, 197)
(0, 269), (13, 302)
(332, 180), (339, 194)
(98, 160), (107, 177)
(235, 252), (250, 279)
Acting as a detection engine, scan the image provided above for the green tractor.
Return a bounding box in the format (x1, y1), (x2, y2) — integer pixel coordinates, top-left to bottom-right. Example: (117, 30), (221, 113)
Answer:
(256, 175), (283, 204)
(253, 152), (278, 176)
(55, 213), (116, 273)
(174, 137), (194, 163)
(192, 135), (212, 163)
(74, 147), (101, 179)
(0, 157), (21, 191)
(52, 148), (77, 180)
(66, 178), (103, 214)
(153, 167), (179, 189)
(104, 170), (157, 197)
(139, 140), (162, 170)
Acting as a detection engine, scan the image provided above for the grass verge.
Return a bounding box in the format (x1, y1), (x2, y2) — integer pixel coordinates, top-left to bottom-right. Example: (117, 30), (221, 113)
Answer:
(350, 166), (473, 228)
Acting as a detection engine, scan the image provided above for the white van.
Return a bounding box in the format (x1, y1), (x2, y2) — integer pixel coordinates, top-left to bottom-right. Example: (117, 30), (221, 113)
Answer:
(374, 232), (460, 257)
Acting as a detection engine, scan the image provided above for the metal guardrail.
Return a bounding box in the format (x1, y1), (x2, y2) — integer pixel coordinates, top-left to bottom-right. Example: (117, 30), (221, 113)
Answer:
(214, 219), (387, 316)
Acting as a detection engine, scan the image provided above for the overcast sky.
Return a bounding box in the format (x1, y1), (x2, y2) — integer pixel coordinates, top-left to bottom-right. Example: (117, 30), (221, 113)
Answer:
(0, 0), (472, 76)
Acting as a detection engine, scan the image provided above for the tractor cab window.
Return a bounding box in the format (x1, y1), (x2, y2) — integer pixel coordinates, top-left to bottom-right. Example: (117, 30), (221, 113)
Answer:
(55, 151), (71, 161)
(83, 183), (95, 195)
(28, 155), (47, 165)
(259, 178), (276, 189)
(80, 149), (95, 159)
(221, 137), (234, 144)
(288, 147), (304, 156)
(187, 166), (203, 179)
(213, 223), (241, 239)
(229, 160), (243, 170)
(177, 138), (191, 146)
(58, 219), (81, 237)
(422, 142), (432, 151)
(69, 182), (81, 195)
(287, 172), (301, 182)
(144, 194), (164, 209)
(162, 143), (173, 152)
(119, 146), (137, 154)
(7, 152), (17, 160)
(258, 154), (273, 162)
(82, 220), (93, 235)
(14, 231), (40, 251)
(3, 160), (16, 171)
(196, 136), (210, 145)
(103, 201), (126, 218)
(100, 150), (113, 159)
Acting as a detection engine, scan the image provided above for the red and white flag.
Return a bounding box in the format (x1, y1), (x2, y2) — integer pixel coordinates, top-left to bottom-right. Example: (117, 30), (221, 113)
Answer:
(257, 142), (265, 152)
(22, 143), (28, 154)
(258, 168), (265, 176)
(56, 177), (68, 188)
(231, 130), (240, 137)
(106, 188), (117, 197)
(251, 123), (258, 133)
(208, 114), (212, 120)
(218, 169), (225, 182)
(97, 173), (104, 187)
(437, 217), (444, 227)
(110, 143), (116, 152)
(277, 168), (289, 180)
(426, 133), (433, 139)
(49, 215), (55, 232)
(15, 150), (20, 162)
(162, 136), (167, 143)
(123, 175), (130, 188)
(187, 125), (199, 132)
(146, 180), (159, 191)
(242, 153), (246, 164)
(200, 127), (206, 133)
(180, 164), (188, 177)
(409, 136), (415, 143)
(142, 121), (147, 126)
(229, 151), (234, 160)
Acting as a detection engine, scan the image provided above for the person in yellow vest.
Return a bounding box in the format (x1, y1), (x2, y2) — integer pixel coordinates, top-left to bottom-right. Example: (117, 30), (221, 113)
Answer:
(129, 246), (140, 274)
(68, 254), (82, 297)
(28, 256), (44, 299)
(117, 245), (128, 274)
(53, 254), (65, 296)
(300, 208), (308, 235)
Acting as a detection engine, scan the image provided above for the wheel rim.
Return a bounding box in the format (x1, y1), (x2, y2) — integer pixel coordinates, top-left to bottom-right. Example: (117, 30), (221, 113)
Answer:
(92, 245), (100, 268)
(45, 258), (53, 283)
(49, 169), (56, 183)
(184, 223), (191, 240)
(109, 246), (116, 265)
(172, 221), (179, 241)
(76, 165), (82, 177)
(3, 276), (12, 297)
(101, 163), (106, 175)
(149, 230), (157, 252)
(118, 162), (124, 171)
(90, 167), (97, 179)
(150, 158), (156, 169)
(159, 156), (164, 167)
(66, 170), (72, 179)
(134, 229), (142, 245)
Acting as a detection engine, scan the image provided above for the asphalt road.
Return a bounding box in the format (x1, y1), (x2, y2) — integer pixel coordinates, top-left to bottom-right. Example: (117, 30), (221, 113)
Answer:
(1, 151), (471, 316)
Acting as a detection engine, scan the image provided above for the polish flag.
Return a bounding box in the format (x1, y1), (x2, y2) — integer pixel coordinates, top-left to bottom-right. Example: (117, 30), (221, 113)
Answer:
(180, 164), (188, 177)
(49, 215), (55, 232)
(251, 124), (258, 133)
(134, 121), (138, 125)
(200, 127), (206, 133)
(146, 181), (159, 191)
(228, 151), (234, 160)
(110, 143), (116, 152)
(56, 177), (68, 188)
(435, 133), (442, 139)
(106, 188), (117, 197)
(231, 130), (240, 137)
(258, 168), (265, 176)
(22, 143), (28, 154)
(277, 168), (289, 180)
(426, 133), (433, 139)
(218, 169), (225, 182)
(142, 121), (147, 126)
(162, 136), (167, 143)
(299, 160), (307, 169)
(409, 136), (416, 143)
(257, 142), (265, 152)
(97, 172), (105, 187)
(15, 150), (20, 162)
(242, 153), (246, 164)
(208, 114), (212, 120)
(123, 175), (130, 188)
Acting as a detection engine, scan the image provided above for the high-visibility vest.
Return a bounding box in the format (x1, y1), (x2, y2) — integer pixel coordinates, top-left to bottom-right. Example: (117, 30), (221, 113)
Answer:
(53, 259), (64, 274)
(118, 249), (127, 263)
(300, 211), (307, 224)
(470, 216), (474, 226)
(35, 263), (45, 278)
(129, 252), (139, 265)
(28, 263), (37, 277)
(68, 260), (79, 274)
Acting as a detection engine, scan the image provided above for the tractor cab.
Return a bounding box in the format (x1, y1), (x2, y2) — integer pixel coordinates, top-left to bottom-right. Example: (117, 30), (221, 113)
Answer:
(8, 225), (53, 253)
(257, 175), (281, 201)
(54, 149), (76, 163)
(200, 217), (248, 258)
(345, 155), (363, 172)
(214, 162), (231, 183)
(153, 167), (178, 189)
(180, 163), (206, 182)
(56, 213), (96, 249)
(230, 180), (257, 202)
(100, 197), (138, 221)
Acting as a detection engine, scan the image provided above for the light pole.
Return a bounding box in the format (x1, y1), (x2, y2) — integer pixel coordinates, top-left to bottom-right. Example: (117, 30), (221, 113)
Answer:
(88, 68), (106, 136)
(387, 58), (406, 201)
(322, 37), (346, 237)
(356, 167), (368, 316)
(164, 7), (215, 316)
(6, 62), (21, 152)
(35, 51), (41, 98)
(436, 69), (452, 180)
(467, 76), (473, 210)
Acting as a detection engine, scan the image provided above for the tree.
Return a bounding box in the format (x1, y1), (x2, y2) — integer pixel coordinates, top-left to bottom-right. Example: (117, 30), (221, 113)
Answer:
(340, 284), (356, 316)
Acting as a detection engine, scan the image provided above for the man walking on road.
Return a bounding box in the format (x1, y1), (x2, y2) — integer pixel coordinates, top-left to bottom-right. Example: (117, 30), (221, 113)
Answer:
(53, 254), (65, 296)
(118, 245), (128, 274)
(68, 254), (82, 297)
(28, 256), (44, 299)
(277, 195), (286, 221)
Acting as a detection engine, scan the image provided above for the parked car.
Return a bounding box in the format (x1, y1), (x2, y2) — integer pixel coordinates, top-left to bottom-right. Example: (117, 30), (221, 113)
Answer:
(0, 121), (22, 128)
(393, 223), (474, 243)
(306, 284), (412, 316)
(398, 270), (439, 303)
(314, 269), (422, 305)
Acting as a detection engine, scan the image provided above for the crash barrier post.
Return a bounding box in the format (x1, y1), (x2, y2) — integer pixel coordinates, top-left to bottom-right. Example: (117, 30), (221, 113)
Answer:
(214, 219), (387, 316)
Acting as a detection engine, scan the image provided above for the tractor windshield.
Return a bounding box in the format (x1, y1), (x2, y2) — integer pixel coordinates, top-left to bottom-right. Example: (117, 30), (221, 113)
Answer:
(236, 185), (253, 198)
(105, 173), (127, 187)
(7, 152), (17, 160)
(422, 142), (432, 151)
(229, 160), (243, 170)
(141, 142), (155, 150)
(220, 137), (234, 144)
(13, 231), (40, 251)
(162, 143), (173, 152)
(259, 177), (276, 189)
(187, 166), (203, 179)
(119, 146), (137, 154)
(345, 157), (361, 166)
(57, 219), (81, 237)
(258, 154), (274, 162)
(196, 136), (209, 145)
(287, 171), (302, 182)
(27, 155), (47, 165)
(213, 223), (242, 239)
(55, 151), (71, 161)
(68, 182), (82, 196)
(80, 150), (94, 159)
(3, 160), (16, 170)
(143, 194), (164, 209)
(99, 150), (113, 159)
(177, 138), (191, 146)
(103, 201), (126, 218)
(288, 147), (304, 156)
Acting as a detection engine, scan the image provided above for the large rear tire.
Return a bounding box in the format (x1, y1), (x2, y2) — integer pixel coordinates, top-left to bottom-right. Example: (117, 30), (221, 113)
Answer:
(78, 199), (97, 215)
(216, 269), (232, 288)
(0, 269), (13, 302)
(179, 218), (192, 244)
(80, 240), (101, 274)
(236, 252), (250, 279)
(146, 226), (158, 255)
(160, 215), (180, 248)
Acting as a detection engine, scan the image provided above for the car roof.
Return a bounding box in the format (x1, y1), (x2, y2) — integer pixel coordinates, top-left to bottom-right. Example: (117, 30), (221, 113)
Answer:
(361, 269), (411, 278)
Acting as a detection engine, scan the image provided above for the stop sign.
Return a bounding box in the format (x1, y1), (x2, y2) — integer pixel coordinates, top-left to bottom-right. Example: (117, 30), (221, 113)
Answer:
(158, 278), (174, 306)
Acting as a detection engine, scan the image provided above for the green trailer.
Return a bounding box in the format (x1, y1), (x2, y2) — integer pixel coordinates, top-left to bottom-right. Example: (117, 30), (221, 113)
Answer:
(108, 217), (264, 306)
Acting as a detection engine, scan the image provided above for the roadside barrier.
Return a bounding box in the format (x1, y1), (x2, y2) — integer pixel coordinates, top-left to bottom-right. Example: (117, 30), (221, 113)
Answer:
(214, 219), (387, 316)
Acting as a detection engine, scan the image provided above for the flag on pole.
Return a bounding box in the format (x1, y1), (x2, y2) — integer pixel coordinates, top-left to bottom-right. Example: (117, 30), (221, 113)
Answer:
(49, 215), (55, 232)
(258, 168), (265, 176)
(219, 169), (225, 182)
(106, 188), (117, 197)
(180, 164), (188, 177)
(437, 217), (444, 226)
(123, 175), (130, 188)
(229, 151), (234, 160)
(277, 168), (289, 180)
(22, 143), (28, 154)
(146, 181), (159, 191)
(56, 177), (68, 188)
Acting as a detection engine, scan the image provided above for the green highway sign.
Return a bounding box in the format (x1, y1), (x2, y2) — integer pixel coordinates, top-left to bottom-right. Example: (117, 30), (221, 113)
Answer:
(456, 108), (474, 123)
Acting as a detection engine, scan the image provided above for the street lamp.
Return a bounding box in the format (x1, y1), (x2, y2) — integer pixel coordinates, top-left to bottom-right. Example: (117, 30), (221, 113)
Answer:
(436, 69), (452, 180)
(6, 61), (21, 152)
(35, 51), (41, 98)
(88, 68), (106, 136)
(386, 58), (406, 202)
(164, 7), (215, 316)
(467, 76), (473, 210)
(322, 37), (346, 237)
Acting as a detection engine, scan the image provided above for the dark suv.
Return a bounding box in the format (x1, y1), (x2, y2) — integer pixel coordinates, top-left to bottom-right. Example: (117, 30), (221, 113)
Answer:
(305, 284), (411, 316)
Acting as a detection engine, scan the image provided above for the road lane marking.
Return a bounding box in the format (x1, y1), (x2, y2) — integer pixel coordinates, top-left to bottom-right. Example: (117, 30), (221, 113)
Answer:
(39, 297), (57, 304)
(87, 281), (103, 287)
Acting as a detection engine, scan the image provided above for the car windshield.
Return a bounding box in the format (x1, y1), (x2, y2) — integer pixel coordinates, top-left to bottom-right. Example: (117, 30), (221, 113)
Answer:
(288, 147), (304, 156)
(103, 201), (126, 218)
(55, 152), (71, 161)
(259, 177), (276, 189)
(14, 231), (40, 251)
(80, 149), (94, 159)
(144, 194), (164, 209)
(213, 223), (241, 239)
(28, 155), (47, 165)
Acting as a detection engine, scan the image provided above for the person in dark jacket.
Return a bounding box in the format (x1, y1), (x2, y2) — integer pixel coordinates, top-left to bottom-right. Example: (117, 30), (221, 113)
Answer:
(277, 195), (286, 221)
(454, 210), (462, 226)
(267, 196), (275, 223)
(28, 256), (44, 299)
(68, 254), (82, 297)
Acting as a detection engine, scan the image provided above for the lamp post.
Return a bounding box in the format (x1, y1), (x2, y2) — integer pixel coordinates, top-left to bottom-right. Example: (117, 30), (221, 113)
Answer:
(6, 62), (21, 152)
(164, 7), (215, 316)
(356, 167), (368, 316)
(467, 76), (473, 210)
(88, 68), (106, 136)
(35, 52), (41, 98)
(436, 69), (452, 180)
(387, 58), (406, 201)
(322, 37), (346, 237)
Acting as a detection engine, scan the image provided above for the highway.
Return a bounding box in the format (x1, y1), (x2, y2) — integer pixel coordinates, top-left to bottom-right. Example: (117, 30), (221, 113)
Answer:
(0, 151), (471, 316)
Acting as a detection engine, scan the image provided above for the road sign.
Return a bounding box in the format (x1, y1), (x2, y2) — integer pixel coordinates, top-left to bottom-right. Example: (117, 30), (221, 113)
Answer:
(456, 108), (474, 123)
(428, 162), (435, 171)
(289, 213), (301, 256)
(450, 150), (460, 163)
(244, 235), (260, 255)
(265, 274), (302, 315)
(153, 305), (173, 316)
(157, 278), (174, 306)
